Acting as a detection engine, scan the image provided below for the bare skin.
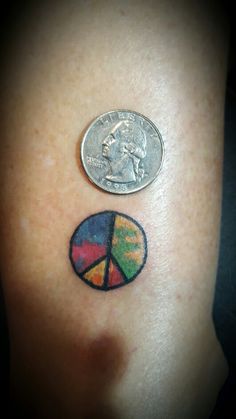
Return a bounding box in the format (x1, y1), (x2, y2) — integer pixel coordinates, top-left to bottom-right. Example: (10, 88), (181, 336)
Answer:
(0, 1), (228, 418)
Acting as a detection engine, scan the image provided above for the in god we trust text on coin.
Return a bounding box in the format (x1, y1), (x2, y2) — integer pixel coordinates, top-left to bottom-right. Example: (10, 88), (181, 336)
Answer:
(80, 110), (164, 194)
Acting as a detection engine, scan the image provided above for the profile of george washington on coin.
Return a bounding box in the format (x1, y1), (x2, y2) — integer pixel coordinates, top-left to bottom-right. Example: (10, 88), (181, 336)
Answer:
(102, 121), (146, 183)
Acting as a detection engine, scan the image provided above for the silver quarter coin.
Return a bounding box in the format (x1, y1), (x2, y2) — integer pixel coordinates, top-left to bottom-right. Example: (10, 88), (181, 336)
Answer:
(80, 110), (164, 194)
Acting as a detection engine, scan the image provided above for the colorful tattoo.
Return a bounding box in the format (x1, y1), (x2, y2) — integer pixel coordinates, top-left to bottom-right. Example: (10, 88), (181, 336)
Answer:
(69, 211), (147, 291)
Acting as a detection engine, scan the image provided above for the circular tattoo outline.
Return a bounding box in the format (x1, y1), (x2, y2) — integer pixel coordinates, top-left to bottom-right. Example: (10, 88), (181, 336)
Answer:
(69, 210), (148, 291)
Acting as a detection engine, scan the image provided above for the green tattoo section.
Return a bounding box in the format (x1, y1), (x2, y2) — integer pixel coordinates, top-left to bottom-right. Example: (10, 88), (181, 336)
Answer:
(111, 215), (145, 279)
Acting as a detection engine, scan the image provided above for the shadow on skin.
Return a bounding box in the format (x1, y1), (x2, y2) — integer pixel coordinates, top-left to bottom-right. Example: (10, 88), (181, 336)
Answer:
(10, 328), (127, 418)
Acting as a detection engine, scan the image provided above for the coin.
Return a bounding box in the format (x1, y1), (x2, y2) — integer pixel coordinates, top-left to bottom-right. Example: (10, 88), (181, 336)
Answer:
(80, 110), (164, 194)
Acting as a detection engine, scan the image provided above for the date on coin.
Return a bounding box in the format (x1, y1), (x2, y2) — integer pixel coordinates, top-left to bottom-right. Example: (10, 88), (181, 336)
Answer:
(80, 110), (164, 194)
